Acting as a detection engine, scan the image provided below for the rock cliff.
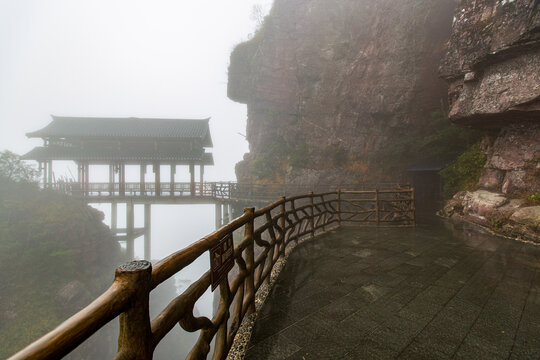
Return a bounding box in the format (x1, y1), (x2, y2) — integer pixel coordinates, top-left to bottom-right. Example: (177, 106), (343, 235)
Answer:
(229, 0), (456, 185)
(438, 0), (540, 242)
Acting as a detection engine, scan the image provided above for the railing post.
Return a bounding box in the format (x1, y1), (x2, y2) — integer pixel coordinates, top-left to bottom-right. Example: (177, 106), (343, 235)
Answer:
(337, 189), (341, 226)
(279, 196), (286, 255)
(244, 207), (256, 314)
(213, 279), (231, 360)
(309, 191), (314, 237)
(375, 189), (380, 227)
(115, 260), (152, 360)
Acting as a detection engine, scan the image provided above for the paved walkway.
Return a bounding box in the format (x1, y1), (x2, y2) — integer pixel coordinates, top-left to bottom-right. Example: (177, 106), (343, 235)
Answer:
(244, 218), (540, 359)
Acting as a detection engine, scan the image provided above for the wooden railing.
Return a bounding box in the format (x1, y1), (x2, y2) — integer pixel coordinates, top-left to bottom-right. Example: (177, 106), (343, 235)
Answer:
(8, 188), (414, 360)
(45, 181), (409, 201)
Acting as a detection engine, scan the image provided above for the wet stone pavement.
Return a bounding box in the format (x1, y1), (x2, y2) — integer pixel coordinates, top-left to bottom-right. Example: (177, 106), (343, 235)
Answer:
(244, 218), (540, 359)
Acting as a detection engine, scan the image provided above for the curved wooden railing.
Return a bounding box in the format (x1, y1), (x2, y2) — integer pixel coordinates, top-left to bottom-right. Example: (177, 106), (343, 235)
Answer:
(8, 189), (414, 360)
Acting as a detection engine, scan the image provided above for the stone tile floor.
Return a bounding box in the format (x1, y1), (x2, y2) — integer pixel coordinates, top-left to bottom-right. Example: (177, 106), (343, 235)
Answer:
(244, 218), (540, 359)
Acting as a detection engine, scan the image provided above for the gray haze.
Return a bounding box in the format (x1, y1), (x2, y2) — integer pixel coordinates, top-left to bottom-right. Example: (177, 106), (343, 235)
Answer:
(0, 3), (271, 355)
(0, 0), (272, 182)
(0, 0), (272, 257)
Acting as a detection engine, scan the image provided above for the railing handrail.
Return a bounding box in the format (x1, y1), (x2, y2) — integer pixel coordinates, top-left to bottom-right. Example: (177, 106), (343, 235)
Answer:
(8, 188), (415, 360)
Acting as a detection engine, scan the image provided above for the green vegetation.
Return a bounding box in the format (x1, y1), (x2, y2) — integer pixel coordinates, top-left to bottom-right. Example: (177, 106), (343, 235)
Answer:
(0, 150), (39, 183)
(439, 142), (486, 198)
(524, 192), (540, 206)
(0, 179), (122, 358)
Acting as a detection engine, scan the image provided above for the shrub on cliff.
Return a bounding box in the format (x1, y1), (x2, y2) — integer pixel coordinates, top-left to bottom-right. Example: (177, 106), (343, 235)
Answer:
(0, 179), (123, 358)
(440, 142), (486, 198)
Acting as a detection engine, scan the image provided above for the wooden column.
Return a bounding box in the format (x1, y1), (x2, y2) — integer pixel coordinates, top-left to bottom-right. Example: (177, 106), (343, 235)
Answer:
(154, 164), (160, 196)
(111, 202), (118, 234)
(48, 160), (53, 188)
(170, 164), (175, 196)
(189, 163), (195, 196)
(144, 204), (151, 260)
(140, 164), (146, 196)
(43, 161), (48, 188)
(109, 164), (115, 196)
(223, 203), (229, 225)
(244, 207), (256, 315)
(119, 163), (126, 196)
(116, 260), (153, 360)
(126, 202), (135, 259)
(84, 163), (89, 196)
(215, 203), (222, 230)
(199, 165), (204, 196)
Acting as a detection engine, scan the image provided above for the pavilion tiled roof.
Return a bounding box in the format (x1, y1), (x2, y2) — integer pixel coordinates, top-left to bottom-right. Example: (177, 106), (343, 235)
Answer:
(27, 116), (213, 147)
(21, 146), (214, 165)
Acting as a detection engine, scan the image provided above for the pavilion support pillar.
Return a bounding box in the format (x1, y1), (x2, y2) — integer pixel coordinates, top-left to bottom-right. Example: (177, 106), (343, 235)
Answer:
(111, 202), (118, 233)
(47, 160), (53, 188)
(199, 165), (204, 196)
(154, 164), (160, 196)
(189, 163), (195, 196)
(119, 163), (126, 196)
(109, 164), (115, 196)
(140, 164), (146, 196)
(144, 204), (151, 260)
(215, 203), (222, 230)
(223, 203), (229, 225)
(84, 162), (89, 196)
(126, 201), (134, 260)
(42, 161), (48, 188)
(170, 164), (176, 196)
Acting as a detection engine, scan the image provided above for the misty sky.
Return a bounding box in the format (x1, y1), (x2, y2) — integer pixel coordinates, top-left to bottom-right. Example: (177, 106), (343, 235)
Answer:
(0, 1), (274, 265)
(0, 0), (272, 181)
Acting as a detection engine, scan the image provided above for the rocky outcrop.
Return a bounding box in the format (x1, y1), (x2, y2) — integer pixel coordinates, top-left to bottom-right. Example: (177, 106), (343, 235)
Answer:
(479, 123), (540, 194)
(440, 189), (539, 243)
(440, 0), (540, 126)
(229, 0), (456, 184)
(440, 0), (539, 195)
(438, 0), (540, 240)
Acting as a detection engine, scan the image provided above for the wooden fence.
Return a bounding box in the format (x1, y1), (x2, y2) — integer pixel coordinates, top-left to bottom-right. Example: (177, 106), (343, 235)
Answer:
(8, 188), (414, 360)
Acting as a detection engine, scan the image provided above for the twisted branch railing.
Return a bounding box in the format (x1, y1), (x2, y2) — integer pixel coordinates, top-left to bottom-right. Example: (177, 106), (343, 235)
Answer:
(8, 188), (414, 360)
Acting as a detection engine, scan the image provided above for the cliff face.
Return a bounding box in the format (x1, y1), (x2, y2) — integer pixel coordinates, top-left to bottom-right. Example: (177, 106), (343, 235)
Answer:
(440, 0), (540, 195)
(438, 0), (540, 242)
(229, 0), (456, 185)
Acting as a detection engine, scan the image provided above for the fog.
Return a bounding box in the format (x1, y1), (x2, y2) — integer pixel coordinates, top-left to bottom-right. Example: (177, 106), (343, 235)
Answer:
(0, 1), (271, 358)
(0, 1), (273, 257)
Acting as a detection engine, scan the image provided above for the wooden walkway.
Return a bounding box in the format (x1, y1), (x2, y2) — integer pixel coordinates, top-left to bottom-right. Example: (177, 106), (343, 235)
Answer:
(245, 220), (540, 359)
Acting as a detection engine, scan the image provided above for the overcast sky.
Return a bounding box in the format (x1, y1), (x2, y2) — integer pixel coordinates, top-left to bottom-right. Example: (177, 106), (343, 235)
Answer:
(0, 1), (274, 265)
(0, 0), (272, 181)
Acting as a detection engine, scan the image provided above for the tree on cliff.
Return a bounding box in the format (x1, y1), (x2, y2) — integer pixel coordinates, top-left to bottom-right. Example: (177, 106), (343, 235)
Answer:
(0, 150), (39, 183)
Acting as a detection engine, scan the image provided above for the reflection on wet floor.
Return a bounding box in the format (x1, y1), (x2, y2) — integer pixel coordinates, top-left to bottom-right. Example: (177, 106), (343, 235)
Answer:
(244, 216), (540, 359)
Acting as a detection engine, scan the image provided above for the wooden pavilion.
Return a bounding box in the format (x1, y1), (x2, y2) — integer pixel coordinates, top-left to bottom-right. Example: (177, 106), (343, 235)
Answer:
(22, 115), (214, 260)
(23, 116), (214, 195)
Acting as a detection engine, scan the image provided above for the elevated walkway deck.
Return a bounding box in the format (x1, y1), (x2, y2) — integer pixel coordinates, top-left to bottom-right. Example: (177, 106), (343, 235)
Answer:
(245, 219), (540, 359)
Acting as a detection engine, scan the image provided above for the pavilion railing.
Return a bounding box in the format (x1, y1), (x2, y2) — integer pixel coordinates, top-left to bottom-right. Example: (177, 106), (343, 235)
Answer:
(8, 188), (414, 360)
